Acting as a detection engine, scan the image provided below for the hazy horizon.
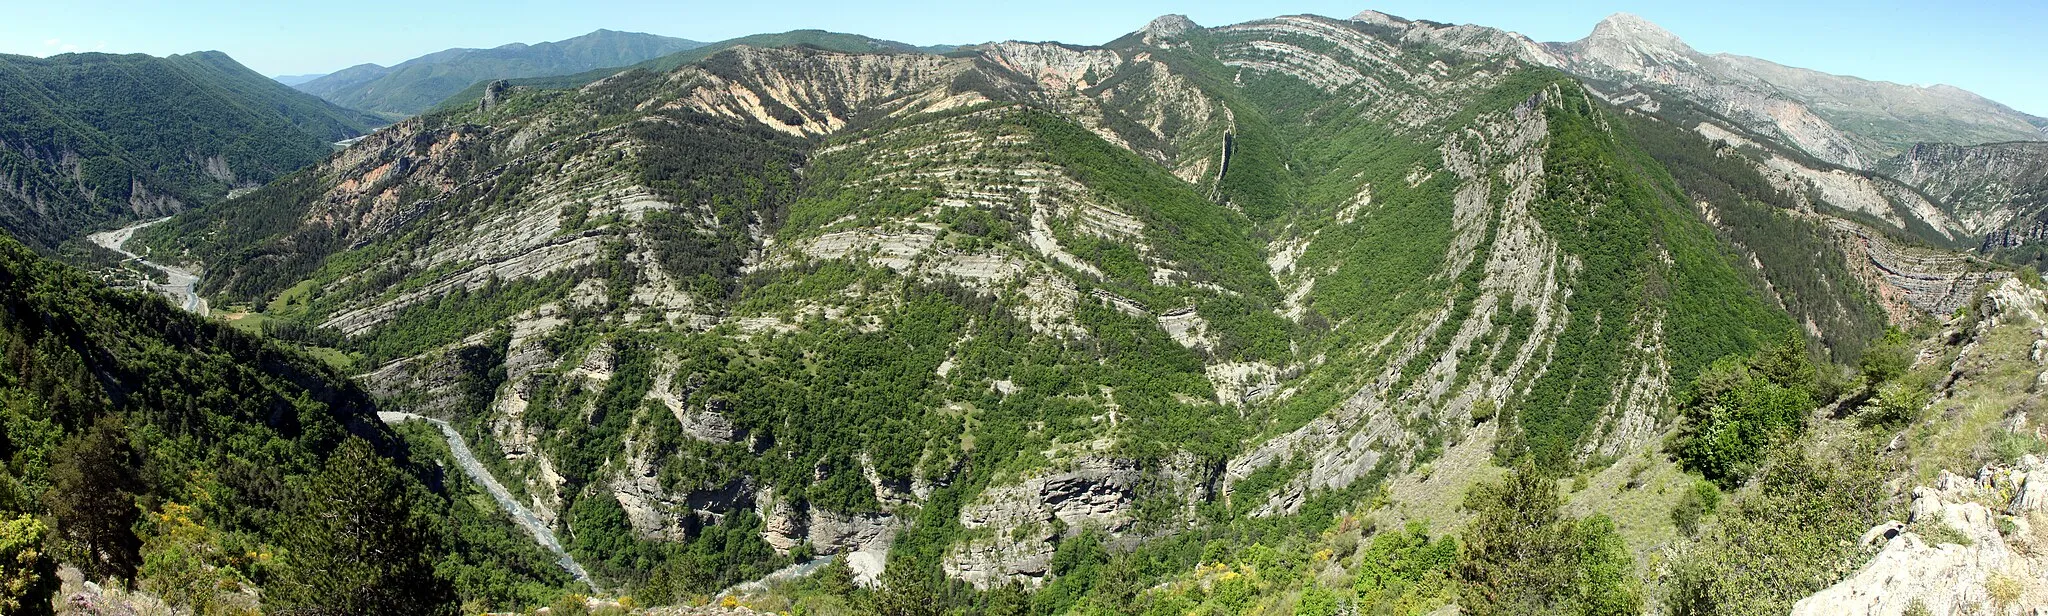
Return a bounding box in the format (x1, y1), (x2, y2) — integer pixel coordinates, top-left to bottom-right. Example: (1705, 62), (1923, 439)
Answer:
(6, 0), (2045, 117)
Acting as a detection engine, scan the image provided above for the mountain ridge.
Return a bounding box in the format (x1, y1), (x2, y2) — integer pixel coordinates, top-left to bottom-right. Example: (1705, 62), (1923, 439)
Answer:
(131, 14), (2006, 612)
(1543, 12), (2044, 170)
(0, 49), (381, 250)
(293, 29), (707, 116)
(3, 7), (2043, 615)
(429, 29), (959, 113)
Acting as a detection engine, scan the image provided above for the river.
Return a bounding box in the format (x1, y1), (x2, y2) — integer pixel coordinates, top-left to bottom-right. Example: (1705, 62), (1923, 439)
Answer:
(378, 411), (597, 591)
(89, 218), (598, 591)
(86, 218), (210, 316)
(93, 218), (802, 597)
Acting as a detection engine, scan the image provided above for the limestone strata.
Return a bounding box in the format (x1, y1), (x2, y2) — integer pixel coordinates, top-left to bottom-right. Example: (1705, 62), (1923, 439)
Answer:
(944, 456), (1207, 588)
(1830, 219), (2007, 320)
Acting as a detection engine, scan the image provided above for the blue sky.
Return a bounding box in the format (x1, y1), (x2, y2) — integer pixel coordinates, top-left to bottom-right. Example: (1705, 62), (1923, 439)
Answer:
(6, 0), (2045, 116)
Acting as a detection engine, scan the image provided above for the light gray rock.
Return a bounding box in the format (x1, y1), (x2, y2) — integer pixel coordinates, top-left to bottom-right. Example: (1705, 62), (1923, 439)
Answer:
(944, 456), (1143, 588)
(2011, 456), (2048, 513)
(753, 486), (900, 586)
(1141, 15), (1200, 42)
(1793, 465), (2043, 615)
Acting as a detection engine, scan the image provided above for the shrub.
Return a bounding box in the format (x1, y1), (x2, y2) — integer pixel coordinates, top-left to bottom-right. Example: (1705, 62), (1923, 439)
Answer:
(1459, 466), (1641, 616)
(1663, 446), (1891, 616)
(1670, 346), (1818, 487)
(1857, 329), (1914, 386)
(1471, 399), (1498, 425)
(1352, 522), (1458, 613)
(1294, 582), (1340, 616)
(1856, 380), (1930, 429)
(1670, 479), (1722, 536)
(0, 514), (57, 616)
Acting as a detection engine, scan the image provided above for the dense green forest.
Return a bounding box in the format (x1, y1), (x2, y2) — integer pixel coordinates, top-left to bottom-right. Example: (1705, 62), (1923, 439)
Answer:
(296, 29), (705, 116)
(0, 50), (382, 249)
(0, 235), (567, 613)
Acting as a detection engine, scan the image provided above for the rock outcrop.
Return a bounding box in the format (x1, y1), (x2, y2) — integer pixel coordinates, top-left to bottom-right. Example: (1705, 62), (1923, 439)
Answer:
(1829, 219), (2008, 321)
(1794, 460), (2048, 615)
(1141, 14), (1200, 41)
(945, 455), (1208, 588)
(1548, 14), (2044, 170)
(1878, 141), (2048, 244)
(755, 487), (899, 585)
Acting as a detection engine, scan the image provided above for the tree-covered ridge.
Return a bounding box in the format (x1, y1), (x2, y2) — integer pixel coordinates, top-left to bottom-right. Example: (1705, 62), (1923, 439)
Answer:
(295, 29), (707, 117)
(431, 30), (949, 114)
(0, 50), (382, 250)
(118, 11), (2021, 615)
(0, 235), (567, 613)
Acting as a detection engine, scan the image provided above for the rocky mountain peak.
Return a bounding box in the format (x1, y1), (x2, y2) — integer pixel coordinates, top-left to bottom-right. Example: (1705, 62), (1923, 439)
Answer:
(1585, 12), (1687, 50)
(1562, 11), (1703, 76)
(1142, 14), (1201, 40)
(1349, 10), (1409, 29)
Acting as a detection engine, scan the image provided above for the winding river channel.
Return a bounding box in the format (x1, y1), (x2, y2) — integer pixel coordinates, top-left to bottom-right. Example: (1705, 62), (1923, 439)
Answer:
(379, 412), (597, 591)
(85, 219), (833, 597)
(86, 218), (209, 316)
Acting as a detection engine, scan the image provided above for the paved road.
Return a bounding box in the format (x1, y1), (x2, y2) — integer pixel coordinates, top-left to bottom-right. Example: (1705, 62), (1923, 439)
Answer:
(86, 218), (209, 316)
(378, 411), (596, 591)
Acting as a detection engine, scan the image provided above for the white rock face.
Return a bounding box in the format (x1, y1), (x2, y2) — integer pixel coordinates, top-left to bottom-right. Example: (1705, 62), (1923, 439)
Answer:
(611, 433), (691, 540)
(1794, 461), (2048, 615)
(1141, 14), (1200, 42)
(753, 487), (900, 586)
(943, 455), (1206, 589)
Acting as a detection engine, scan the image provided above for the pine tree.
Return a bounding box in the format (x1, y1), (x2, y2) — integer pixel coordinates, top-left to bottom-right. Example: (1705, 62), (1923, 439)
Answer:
(45, 414), (143, 582)
(1459, 465), (1642, 616)
(871, 559), (940, 616)
(269, 437), (456, 616)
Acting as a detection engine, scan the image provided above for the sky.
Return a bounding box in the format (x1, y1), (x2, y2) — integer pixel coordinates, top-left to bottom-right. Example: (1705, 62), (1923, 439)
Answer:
(5, 0), (2045, 116)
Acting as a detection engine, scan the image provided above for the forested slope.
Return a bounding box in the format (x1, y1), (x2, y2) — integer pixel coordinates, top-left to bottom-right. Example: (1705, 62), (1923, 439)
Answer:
(124, 10), (2040, 616)
(0, 235), (565, 614)
(0, 51), (382, 250)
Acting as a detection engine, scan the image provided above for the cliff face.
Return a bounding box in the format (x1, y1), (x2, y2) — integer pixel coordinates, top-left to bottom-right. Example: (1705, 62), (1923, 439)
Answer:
(140, 12), (2016, 596)
(1545, 13), (2044, 171)
(1878, 141), (2048, 247)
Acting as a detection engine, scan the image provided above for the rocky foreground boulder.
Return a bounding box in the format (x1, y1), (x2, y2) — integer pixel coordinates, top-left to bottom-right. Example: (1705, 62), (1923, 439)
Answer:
(1794, 457), (2048, 615)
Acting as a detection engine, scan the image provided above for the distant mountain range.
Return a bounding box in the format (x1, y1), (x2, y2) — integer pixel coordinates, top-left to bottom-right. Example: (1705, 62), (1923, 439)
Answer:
(292, 29), (706, 116)
(272, 73), (327, 86)
(0, 50), (382, 249)
(431, 29), (959, 112)
(1537, 12), (2047, 169)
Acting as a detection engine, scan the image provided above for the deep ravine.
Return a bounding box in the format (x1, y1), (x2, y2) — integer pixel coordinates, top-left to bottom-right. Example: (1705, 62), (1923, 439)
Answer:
(379, 411), (597, 591)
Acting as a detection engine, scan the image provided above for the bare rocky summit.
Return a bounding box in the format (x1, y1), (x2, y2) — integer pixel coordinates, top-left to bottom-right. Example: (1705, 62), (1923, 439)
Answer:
(1546, 13), (2045, 170)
